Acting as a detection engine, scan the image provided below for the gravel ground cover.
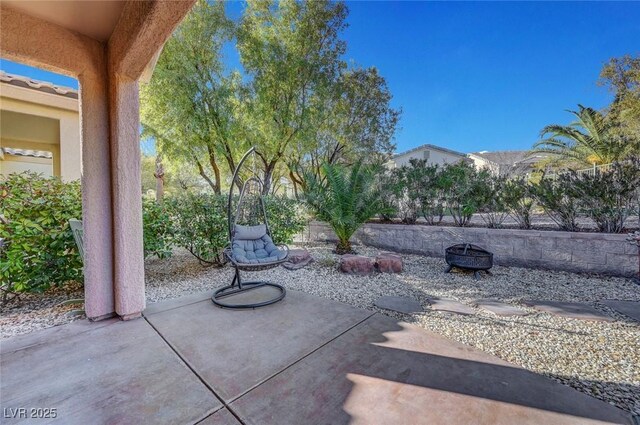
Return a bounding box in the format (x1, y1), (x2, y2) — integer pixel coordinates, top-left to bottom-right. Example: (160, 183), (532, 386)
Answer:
(2, 244), (639, 415)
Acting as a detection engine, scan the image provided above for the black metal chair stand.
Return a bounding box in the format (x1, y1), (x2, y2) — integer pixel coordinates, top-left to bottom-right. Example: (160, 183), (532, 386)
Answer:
(212, 147), (289, 309)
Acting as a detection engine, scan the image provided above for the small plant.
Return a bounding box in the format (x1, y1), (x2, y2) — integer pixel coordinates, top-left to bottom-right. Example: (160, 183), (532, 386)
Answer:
(502, 177), (536, 229)
(304, 161), (388, 254)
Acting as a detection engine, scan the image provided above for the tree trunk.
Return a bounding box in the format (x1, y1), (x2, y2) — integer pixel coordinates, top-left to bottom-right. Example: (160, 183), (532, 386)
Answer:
(206, 145), (222, 195)
(336, 239), (352, 255)
(262, 161), (277, 195)
(195, 158), (220, 194)
(289, 170), (301, 200)
(153, 156), (165, 203)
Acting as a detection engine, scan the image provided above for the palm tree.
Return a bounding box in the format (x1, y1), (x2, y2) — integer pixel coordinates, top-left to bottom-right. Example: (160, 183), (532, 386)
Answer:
(304, 161), (386, 254)
(532, 105), (628, 167)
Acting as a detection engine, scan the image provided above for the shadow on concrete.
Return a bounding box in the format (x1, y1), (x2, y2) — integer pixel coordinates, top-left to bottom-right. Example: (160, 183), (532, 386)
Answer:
(231, 312), (632, 424)
(546, 374), (640, 419)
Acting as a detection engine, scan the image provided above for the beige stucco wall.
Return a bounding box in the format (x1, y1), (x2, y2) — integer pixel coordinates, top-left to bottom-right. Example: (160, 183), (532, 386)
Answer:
(390, 146), (468, 169)
(0, 83), (80, 181)
(468, 153), (500, 175)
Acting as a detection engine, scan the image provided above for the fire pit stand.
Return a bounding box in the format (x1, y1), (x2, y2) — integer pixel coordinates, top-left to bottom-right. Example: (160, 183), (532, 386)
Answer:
(445, 243), (494, 280)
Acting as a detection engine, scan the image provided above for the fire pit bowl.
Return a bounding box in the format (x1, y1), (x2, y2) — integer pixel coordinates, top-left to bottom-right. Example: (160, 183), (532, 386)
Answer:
(445, 244), (493, 279)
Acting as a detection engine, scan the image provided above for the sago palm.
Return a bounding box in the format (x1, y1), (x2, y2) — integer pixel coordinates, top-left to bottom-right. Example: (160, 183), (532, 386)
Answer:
(304, 161), (386, 254)
(532, 105), (627, 166)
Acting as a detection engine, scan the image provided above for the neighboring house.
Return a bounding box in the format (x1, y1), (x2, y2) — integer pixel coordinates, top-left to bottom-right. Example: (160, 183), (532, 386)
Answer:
(387, 143), (469, 169)
(0, 72), (80, 181)
(468, 150), (546, 177)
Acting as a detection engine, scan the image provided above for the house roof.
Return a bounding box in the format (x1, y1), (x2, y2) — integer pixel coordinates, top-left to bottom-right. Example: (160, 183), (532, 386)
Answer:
(0, 72), (78, 99)
(393, 143), (467, 159)
(470, 150), (545, 166)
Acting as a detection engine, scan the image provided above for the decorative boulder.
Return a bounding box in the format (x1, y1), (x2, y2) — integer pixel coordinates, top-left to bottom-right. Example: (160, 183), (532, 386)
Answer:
(339, 254), (375, 275)
(375, 252), (403, 273)
(282, 249), (313, 270)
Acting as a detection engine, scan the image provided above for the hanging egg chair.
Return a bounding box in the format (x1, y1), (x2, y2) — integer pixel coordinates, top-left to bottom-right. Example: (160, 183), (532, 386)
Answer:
(212, 147), (289, 308)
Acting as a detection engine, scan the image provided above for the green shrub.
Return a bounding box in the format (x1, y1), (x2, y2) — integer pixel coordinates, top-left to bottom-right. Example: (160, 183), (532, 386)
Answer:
(391, 160), (424, 224)
(532, 175), (581, 231)
(264, 196), (308, 244)
(377, 171), (400, 222)
(418, 163), (447, 225)
(142, 199), (173, 259)
(502, 177), (536, 230)
(304, 161), (387, 254)
(165, 194), (228, 266)
(440, 162), (489, 227)
(571, 159), (640, 233)
(166, 193), (307, 265)
(0, 172), (83, 296)
(476, 173), (509, 228)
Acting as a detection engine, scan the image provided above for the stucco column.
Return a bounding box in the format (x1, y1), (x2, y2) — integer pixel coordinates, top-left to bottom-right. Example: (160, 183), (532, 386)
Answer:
(59, 116), (82, 181)
(109, 73), (145, 320)
(77, 71), (115, 321)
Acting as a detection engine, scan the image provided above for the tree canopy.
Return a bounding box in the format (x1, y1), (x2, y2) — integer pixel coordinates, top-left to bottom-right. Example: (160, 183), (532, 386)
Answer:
(140, 0), (400, 196)
(532, 54), (640, 169)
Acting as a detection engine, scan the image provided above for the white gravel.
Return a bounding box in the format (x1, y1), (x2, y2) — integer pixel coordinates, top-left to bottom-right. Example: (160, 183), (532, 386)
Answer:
(2, 244), (639, 416)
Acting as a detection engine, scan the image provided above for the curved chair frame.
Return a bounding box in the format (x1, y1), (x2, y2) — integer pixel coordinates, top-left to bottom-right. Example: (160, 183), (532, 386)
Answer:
(212, 147), (288, 309)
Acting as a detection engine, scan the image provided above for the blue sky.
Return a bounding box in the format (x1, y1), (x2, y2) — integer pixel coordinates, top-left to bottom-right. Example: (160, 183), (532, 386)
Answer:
(2, 1), (639, 154)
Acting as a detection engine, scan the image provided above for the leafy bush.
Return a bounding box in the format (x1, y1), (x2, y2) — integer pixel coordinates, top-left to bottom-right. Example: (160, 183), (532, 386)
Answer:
(165, 194), (228, 266)
(264, 196), (308, 244)
(387, 160), (448, 225)
(418, 163), (447, 225)
(532, 175), (582, 231)
(390, 160), (425, 224)
(476, 173), (509, 228)
(142, 199), (173, 259)
(572, 159), (640, 233)
(304, 161), (387, 254)
(377, 171), (399, 222)
(502, 177), (536, 229)
(0, 172), (83, 297)
(440, 162), (490, 227)
(166, 193), (307, 265)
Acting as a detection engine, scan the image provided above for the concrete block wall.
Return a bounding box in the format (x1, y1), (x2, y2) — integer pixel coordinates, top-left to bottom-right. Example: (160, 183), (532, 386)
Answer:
(307, 221), (638, 278)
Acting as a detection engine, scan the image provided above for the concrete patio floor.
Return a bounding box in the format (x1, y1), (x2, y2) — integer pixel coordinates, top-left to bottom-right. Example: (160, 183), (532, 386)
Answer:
(0, 290), (633, 425)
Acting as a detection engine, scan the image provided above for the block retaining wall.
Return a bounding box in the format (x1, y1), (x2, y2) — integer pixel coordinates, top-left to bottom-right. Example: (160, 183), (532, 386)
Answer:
(306, 221), (638, 278)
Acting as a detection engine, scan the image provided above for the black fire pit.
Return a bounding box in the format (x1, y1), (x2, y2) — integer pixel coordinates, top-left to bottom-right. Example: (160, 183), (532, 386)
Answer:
(445, 244), (493, 279)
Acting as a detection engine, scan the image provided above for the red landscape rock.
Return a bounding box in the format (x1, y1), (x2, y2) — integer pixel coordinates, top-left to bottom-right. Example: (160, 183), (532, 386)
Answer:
(287, 249), (312, 264)
(339, 254), (375, 275)
(282, 249), (313, 270)
(375, 252), (403, 273)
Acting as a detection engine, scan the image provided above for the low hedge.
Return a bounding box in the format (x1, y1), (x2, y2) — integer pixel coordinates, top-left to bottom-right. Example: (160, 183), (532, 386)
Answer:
(1, 172), (307, 296)
(0, 173), (83, 297)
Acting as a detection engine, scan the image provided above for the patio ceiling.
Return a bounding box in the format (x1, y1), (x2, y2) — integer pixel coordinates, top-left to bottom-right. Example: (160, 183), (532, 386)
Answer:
(1, 1), (125, 42)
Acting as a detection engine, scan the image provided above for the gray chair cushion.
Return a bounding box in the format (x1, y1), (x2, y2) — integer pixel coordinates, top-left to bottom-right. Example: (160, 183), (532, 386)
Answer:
(231, 226), (287, 264)
(234, 224), (267, 240)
